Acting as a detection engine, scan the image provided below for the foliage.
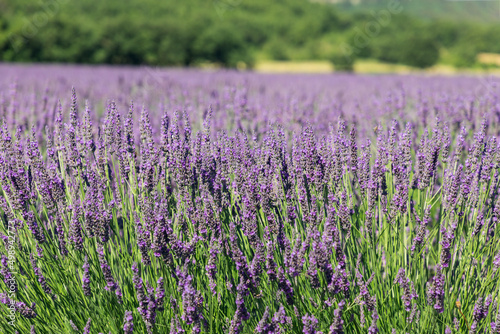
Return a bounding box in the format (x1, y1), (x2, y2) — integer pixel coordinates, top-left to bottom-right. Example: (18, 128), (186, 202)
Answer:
(399, 34), (440, 69)
(329, 50), (355, 72)
(1, 0), (500, 68)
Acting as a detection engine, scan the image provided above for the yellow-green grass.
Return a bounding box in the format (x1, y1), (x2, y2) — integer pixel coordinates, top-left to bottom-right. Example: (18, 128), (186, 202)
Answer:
(254, 59), (500, 75)
(477, 53), (500, 67)
(254, 61), (333, 73)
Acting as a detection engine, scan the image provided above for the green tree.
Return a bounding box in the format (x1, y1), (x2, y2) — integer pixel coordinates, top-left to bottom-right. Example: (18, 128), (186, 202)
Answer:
(400, 34), (440, 68)
(330, 50), (356, 72)
(192, 23), (253, 68)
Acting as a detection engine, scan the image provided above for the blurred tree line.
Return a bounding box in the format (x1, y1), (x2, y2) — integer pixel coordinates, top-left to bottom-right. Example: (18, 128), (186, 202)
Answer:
(0, 0), (499, 69)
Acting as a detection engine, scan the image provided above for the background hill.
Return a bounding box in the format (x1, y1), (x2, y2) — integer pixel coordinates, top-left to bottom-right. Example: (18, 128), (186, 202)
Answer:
(329, 0), (500, 22)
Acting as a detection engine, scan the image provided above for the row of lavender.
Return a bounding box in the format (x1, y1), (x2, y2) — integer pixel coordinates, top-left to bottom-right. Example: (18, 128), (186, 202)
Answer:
(1, 64), (499, 140)
(0, 66), (499, 333)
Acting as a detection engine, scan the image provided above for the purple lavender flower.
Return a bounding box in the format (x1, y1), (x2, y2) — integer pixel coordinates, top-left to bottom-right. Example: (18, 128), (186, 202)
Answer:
(272, 304), (291, 328)
(97, 245), (117, 292)
(411, 210), (429, 256)
(70, 320), (80, 332)
(0, 293), (37, 318)
(116, 286), (123, 304)
(440, 223), (456, 268)
(355, 264), (375, 312)
(1, 255), (16, 293)
(472, 213), (484, 237)
(151, 215), (172, 260)
(169, 314), (185, 334)
(368, 307), (379, 334)
(328, 267), (350, 298)
(132, 262), (148, 317)
(134, 215), (151, 266)
(277, 267), (294, 305)
(69, 205), (84, 251)
(206, 241), (220, 295)
(229, 286), (250, 334)
(492, 303), (500, 333)
(426, 265), (445, 313)
(249, 241), (265, 288)
(123, 311), (134, 334)
(24, 212), (46, 244)
(82, 255), (91, 296)
(83, 318), (91, 334)
(145, 294), (157, 334)
(177, 266), (204, 333)
(55, 214), (68, 256)
(394, 268), (418, 312)
(470, 295), (492, 333)
(156, 277), (165, 311)
(255, 307), (272, 334)
(329, 300), (346, 334)
(302, 314), (320, 334)
(29, 253), (53, 297)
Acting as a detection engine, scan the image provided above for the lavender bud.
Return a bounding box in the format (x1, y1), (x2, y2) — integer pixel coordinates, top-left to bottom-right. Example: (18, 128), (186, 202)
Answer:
(122, 311), (134, 334)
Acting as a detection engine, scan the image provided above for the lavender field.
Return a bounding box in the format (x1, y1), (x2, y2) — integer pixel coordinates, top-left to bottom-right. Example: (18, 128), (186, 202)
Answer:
(1, 64), (500, 333)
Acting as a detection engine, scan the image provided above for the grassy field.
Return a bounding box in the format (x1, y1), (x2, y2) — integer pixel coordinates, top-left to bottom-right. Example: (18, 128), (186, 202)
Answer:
(254, 59), (500, 74)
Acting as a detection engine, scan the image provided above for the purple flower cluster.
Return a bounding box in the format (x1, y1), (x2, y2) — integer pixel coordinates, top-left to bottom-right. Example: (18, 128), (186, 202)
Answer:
(123, 311), (134, 334)
(177, 266), (204, 334)
(97, 245), (118, 293)
(82, 256), (91, 297)
(302, 314), (321, 334)
(426, 265), (445, 313)
(0, 292), (37, 318)
(394, 268), (418, 312)
(329, 300), (346, 334)
(255, 305), (291, 334)
(29, 253), (53, 298)
(132, 262), (165, 334)
(0, 67), (499, 333)
(470, 296), (492, 333)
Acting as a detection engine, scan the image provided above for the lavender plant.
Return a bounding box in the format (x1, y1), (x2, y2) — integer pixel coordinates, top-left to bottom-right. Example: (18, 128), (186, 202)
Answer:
(0, 66), (500, 333)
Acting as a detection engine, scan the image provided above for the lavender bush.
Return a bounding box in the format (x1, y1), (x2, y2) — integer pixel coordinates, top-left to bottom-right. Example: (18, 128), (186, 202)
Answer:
(0, 64), (500, 333)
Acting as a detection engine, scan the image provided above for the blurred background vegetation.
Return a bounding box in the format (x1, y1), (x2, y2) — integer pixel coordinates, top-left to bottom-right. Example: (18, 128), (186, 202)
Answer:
(1, 0), (500, 71)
